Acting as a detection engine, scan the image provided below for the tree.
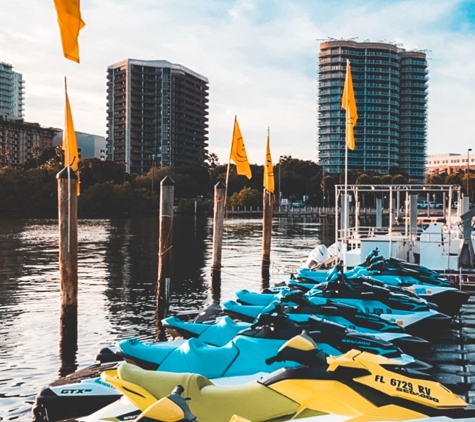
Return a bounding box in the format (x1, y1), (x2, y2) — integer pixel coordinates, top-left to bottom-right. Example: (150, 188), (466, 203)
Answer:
(227, 187), (261, 208)
(0, 147), (12, 168)
(79, 158), (126, 190)
(426, 174), (444, 185)
(205, 152), (220, 168)
(355, 173), (371, 185)
(391, 174), (408, 184)
(321, 174), (338, 206)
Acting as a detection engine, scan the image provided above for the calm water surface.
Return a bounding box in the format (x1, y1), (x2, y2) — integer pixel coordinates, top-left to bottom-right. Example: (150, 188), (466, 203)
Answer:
(0, 215), (332, 421)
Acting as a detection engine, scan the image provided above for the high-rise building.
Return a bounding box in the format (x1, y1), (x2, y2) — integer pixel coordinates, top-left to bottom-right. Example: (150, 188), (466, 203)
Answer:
(106, 59), (209, 174)
(318, 40), (428, 182)
(0, 62), (25, 119)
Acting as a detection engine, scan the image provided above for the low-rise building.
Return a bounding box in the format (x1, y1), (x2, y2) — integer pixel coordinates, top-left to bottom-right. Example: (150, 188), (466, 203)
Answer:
(0, 116), (58, 168)
(54, 131), (106, 160)
(426, 152), (475, 175)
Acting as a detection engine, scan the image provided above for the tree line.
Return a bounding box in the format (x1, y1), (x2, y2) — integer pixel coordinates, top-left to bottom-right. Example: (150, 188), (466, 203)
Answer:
(0, 147), (469, 218)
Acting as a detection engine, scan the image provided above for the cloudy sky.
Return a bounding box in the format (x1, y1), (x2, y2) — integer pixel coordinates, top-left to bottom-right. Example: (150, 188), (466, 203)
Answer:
(2, 0), (475, 165)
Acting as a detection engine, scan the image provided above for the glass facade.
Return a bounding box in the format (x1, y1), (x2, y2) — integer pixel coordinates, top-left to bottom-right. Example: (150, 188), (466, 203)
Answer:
(318, 41), (427, 182)
(0, 62), (24, 119)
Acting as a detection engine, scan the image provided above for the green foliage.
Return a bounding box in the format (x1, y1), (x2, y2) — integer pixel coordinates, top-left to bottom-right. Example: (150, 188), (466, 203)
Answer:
(391, 174), (408, 184)
(320, 174), (338, 205)
(1, 155), (453, 218)
(273, 158), (324, 206)
(78, 181), (135, 217)
(140, 165), (210, 198)
(0, 167), (57, 216)
(355, 173), (371, 185)
(176, 198), (206, 214)
(80, 159), (126, 189)
(228, 187), (262, 208)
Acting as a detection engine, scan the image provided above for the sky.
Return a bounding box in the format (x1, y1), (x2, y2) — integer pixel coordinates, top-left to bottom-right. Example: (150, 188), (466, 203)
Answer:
(2, 0), (475, 165)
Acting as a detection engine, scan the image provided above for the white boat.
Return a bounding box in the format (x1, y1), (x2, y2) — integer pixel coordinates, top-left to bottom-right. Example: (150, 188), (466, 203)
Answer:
(311, 184), (475, 272)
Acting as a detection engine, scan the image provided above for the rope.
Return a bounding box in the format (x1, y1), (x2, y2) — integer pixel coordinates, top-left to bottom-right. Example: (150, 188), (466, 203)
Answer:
(159, 245), (173, 256)
(219, 268), (261, 283)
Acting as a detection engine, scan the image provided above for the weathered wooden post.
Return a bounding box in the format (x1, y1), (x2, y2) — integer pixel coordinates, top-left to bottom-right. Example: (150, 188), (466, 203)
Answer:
(261, 190), (274, 286)
(211, 181), (226, 301)
(156, 176), (174, 340)
(57, 167), (78, 376)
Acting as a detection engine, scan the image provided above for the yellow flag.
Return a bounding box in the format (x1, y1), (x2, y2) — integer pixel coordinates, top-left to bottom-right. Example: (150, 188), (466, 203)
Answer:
(263, 132), (274, 193)
(53, 0), (86, 63)
(63, 81), (80, 195)
(341, 60), (358, 150)
(230, 117), (252, 179)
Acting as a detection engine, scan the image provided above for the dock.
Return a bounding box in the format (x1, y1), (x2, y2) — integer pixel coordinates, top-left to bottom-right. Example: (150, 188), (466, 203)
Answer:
(225, 206), (446, 219)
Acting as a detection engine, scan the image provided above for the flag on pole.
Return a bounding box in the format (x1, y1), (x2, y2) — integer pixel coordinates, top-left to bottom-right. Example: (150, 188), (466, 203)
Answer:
(63, 79), (80, 195)
(263, 130), (274, 193)
(341, 60), (358, 150)
(53, 0), (85, 63)
(230, 116), (252, 179)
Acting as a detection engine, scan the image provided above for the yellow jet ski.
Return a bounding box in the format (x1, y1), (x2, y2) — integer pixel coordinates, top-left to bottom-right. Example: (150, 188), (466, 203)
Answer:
(99, 332), (475, 422)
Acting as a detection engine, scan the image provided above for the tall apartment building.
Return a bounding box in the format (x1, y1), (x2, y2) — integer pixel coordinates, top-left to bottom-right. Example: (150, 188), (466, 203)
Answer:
(0, 62), (25, 118)
(318, 40), (428, 182)
(0, 116), (58, 169)
(106, 59), (209, 174)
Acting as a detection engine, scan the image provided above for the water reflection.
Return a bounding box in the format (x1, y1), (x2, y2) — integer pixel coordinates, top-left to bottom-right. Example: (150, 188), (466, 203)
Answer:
(0, 215), (326, 421)
(59, 305), (78, 377)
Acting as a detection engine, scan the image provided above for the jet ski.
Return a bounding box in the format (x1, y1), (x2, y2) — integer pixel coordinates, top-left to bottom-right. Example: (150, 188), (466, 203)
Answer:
(32, 311), (429, 422)
(95, 315), (250, 364)
(163, 311), (431, 358)
(347, 254), (469, 317)
(302, 269), (453, 335)
(295, 268), (468, 318)
(117, 311), (429, 370)
(359, 248), (459, 287)
(298, 249), (469, 317)
(32, 333), (297, 422)
(93, 333), (475, 422)
(227, 285), (451, 341)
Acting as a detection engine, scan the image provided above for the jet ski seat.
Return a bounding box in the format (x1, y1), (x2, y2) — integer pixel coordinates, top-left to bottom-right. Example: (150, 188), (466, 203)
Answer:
(163, 315), (248, 347)
(159, 338), (239, 378)
(113, 363), (300, 422)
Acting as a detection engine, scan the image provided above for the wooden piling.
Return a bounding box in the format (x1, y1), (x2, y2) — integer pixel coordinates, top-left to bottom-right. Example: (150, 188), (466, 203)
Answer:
(211, 181), (226, 300)
(156, 176), (174, 340)
(57, 167), (78, 375)
(261, 190), (274, 286)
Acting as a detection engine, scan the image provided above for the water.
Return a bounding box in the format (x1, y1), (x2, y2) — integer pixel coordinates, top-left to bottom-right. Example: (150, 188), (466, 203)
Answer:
(0, 215), (330, 421)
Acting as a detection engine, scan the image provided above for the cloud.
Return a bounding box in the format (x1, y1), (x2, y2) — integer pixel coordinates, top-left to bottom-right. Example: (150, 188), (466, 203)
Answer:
(2, 0), (474, 164)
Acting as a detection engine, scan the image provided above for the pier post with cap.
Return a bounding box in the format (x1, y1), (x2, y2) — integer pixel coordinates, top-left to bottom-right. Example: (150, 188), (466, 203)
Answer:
(57, 167), (78, 374)
(211, 181), (226, 299)
(156, 176), (174, 339)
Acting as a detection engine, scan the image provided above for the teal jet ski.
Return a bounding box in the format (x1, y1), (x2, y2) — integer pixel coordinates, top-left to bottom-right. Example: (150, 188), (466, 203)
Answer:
(224, 286), (450, 341)
(162, 309), (431, 358)
(298, 249), (469, 317)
